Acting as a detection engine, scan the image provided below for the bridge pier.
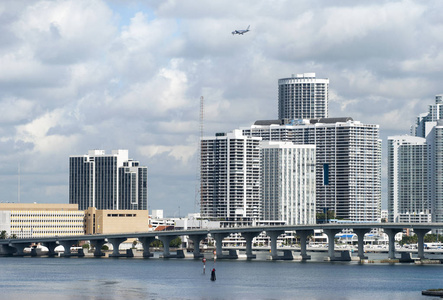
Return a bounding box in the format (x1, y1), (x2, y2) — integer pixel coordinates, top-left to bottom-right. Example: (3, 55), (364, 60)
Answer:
(213, 232), (234, 259)
(90, 239), (107, 257)
(266, 230), (288, 260)
(158, 235), (183, 258)
(108, 238), (128, 257)
(413, 228), (431, 260)
(59, 241), (73, 256)
(296, 230), (313, 260)
(242, 231), (261, 260)
(188, 234), (207, 259)
(158, 236), (173, 257)
(353, 228), (371, 260)
(139, 237), (155, 258)
(30, 245), (39, 256)
(384, 228), (402, 260)
(323, 229), (342, 261)
(1, 244), (16, 256)
(9, 242), (27, 256)
(43, 242), (58, 257)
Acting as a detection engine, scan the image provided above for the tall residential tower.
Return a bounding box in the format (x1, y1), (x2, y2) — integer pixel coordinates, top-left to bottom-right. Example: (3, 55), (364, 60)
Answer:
(278, 73), (329, 120)
(69, 150), (148, 210)
(387, 136), (431, 223)
(261, 141), (316, 225)
(200, 130), (261, 226)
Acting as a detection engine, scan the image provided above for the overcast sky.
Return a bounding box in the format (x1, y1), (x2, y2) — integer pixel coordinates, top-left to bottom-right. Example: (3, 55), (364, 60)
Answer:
(0, 0), (442, 216)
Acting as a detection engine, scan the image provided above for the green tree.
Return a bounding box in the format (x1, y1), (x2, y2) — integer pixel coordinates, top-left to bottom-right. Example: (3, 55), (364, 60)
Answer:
(150, 239), (163, 247)
(399, 234), (443, 246)
(423, 234), (443, 243)
(400, 235), (418, 245)
(170, 237), (182, 248)
(316, 210), (335, 223)
(149, 238), (181, 248)
(0, 230), (7, 239)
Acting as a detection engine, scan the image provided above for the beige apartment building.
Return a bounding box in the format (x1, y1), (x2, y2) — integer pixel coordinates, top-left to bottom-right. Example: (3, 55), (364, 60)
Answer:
(85, 207), (149, 235)
(0, 204), (150, 238)
(0, 203), (85, 238)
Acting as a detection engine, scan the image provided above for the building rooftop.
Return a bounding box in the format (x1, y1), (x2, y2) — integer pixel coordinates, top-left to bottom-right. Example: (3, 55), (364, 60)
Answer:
(254, 117), (354, 126)
(0, 203), (80, 211)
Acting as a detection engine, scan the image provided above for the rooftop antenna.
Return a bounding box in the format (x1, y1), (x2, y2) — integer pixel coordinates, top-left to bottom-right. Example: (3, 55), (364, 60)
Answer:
(18, 162), (20, 203)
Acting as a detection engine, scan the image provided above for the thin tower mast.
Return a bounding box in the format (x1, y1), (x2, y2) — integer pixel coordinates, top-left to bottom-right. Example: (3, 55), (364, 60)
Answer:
(194, 96), (204, 213)
(18, 162), (20, 203)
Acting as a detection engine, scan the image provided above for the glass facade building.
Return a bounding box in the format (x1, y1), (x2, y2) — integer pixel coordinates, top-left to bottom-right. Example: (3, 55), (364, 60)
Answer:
(69, 150), (148, 210)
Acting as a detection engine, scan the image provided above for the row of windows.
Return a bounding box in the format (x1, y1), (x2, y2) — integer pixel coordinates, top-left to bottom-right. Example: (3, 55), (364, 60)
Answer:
(106, 214), (137, 217)
(12, 213), (84, 217)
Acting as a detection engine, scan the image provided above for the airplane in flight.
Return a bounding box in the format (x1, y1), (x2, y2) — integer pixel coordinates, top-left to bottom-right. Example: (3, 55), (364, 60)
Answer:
(232, 25), (250, 35)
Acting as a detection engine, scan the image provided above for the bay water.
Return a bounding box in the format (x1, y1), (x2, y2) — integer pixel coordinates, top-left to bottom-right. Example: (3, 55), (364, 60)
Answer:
(1, 255), (442, 299)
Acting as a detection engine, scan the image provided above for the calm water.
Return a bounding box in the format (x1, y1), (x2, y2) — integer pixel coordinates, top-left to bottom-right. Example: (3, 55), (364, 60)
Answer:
(0, 255), (443, 299)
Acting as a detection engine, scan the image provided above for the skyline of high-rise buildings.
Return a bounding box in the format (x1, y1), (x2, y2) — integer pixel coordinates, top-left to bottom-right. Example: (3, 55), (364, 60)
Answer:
(69, 150), (148, 211)
(60, 75), (442, 226)
(242, 118), (381, 223)
(200, 129), (318, 226)
(201, 73), (381, 226)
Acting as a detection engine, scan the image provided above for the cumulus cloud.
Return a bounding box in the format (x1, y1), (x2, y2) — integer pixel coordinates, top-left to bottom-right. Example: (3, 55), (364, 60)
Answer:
(0, 0), (442, 214)
(139, 144), (196, 165)
(12, 0), (116, 64)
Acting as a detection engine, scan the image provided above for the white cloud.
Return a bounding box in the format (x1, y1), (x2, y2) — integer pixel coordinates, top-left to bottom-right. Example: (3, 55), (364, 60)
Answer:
(138, 144), (196, 165)
(0, 0), (443, 214)
(113, 58), (189, 117)
(14, 108), (80, 158)
(12, 0), (116, 64)
(0, 97), (35, 124)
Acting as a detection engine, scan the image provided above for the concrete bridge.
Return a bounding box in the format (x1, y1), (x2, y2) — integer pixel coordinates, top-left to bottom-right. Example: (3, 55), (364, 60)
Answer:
(1, 223), (442, 261)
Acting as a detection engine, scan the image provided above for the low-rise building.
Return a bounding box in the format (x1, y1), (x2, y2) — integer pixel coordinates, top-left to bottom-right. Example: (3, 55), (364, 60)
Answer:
(0, 203), (85, 238)
(84, 207), (149, 234)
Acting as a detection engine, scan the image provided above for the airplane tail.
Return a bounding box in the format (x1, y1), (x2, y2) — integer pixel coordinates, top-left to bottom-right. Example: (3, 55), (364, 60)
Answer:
(246, 25), (250, 30)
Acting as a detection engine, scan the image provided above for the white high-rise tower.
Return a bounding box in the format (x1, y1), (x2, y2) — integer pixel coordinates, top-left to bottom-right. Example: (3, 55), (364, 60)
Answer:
(261, 141), (316, 225)
(387, 136), (431, 223)
(278, 73), (329, 120)
(200, 130), (261, 226)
